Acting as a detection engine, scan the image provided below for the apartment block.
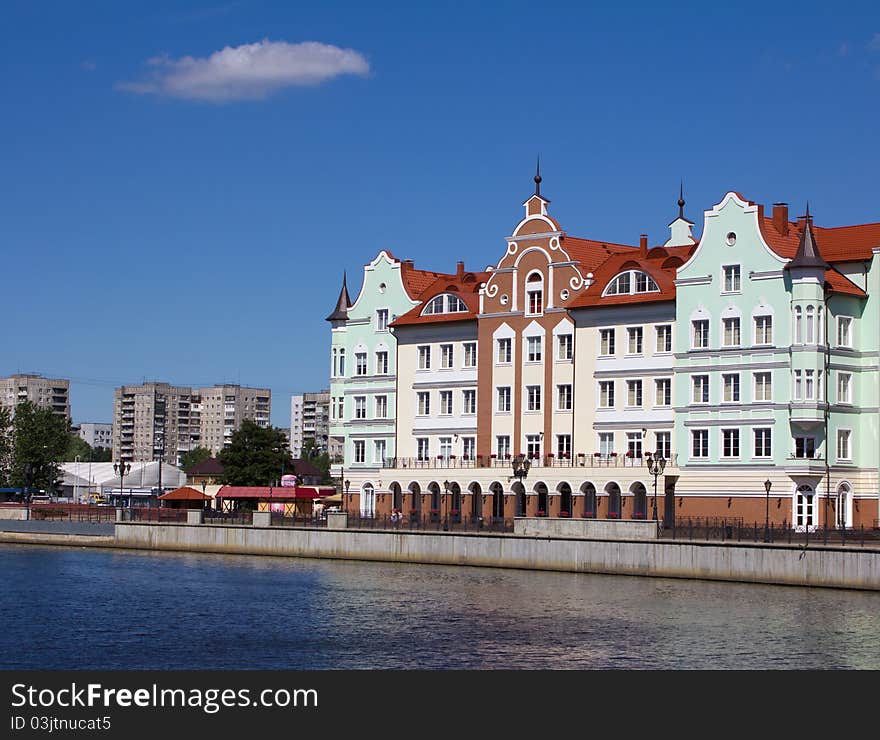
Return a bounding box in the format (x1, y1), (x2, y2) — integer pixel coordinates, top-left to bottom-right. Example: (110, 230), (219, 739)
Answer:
(290, 390), (330, 458)
(77, 422), (112, 449)
(198, 384), (271, 455)
(0, 374), (70, 420)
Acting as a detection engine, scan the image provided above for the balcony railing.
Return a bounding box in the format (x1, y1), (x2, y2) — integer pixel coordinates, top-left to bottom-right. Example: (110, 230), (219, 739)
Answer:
(382, 453), (677, 470)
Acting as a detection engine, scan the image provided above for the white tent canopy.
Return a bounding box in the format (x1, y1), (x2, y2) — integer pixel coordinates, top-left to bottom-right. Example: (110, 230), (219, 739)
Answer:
(61, 460), (185, 495)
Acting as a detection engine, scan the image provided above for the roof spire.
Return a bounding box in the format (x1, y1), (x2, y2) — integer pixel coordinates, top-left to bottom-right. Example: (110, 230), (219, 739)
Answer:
(786, 202), (829, 272)
(534, 156), (542, 197)
(678, 180), (685, 220)
(325, 271), (352, 322)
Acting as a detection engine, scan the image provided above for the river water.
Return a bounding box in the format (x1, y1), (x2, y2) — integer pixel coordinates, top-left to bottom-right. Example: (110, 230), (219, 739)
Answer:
(2, 544), (878, 669)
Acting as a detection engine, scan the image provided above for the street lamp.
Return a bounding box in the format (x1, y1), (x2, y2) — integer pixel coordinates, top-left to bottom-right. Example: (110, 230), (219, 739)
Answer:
(763, 479), (772, 542)
(23, 462), (39, 520)
(443, 480), (450, 531)
(644, 451), (666, 525)
(75, 455), (81, 505)
(511, 454), (531, 516)
(344, 479), (350, 513)
(114, 461), (131, 510)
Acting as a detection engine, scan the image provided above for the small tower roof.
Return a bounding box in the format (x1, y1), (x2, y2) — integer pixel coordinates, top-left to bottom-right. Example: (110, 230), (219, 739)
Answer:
(786, 204), (830, 271)
(325, 272), (352, 322)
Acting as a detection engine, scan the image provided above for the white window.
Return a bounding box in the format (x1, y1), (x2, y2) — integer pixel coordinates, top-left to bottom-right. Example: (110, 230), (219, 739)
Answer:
(353, 440), (365, 463)
(496, 435), (511, 458)
(627, 327), (643, 355)
(527, 336), (542, 362)
(557, 334), (573, 361)
(417, 438), (430, 461)
(722, 373), (740, 403)
(526, 434), (542, 458)
(373, 439), (386, 464)
(603, 270), (659, 295)
(722, 265), (741, 293)
(754, 372), (772, 402)
(526, 273), (544, 315)
(375, 395), (387, 419)
(654, 378), (671, 407)
(463, 342), (477, 368)
(556, 434), (572, 458)
(793, 370), (803, 400)
(462, 437), (476, 459)
(721, 429), (740, 458)
(440, 391), (453, 415)
(692, 319), (709, 349)
(754, 315), (772, 345)
(600, 329), (615, 356)
(692, 375), (709, 404)
(439, 437), (453, 459)
(417, 392), (430, 416)
(336, 397), (344, 419)
(655, 432), (671, 458)
(796, 485), (815, 530)
(795, 307), (803, 344)
(421, 294), (467, 315)
(332, 348), (338, 378)
(806, 306), (815, 344)
(837, 316), (852, 347)
(376, 351), (388, 375)
(655, 325), (672, 353)
(440, 344), (454, 369)
(754, 428), (772, 458)
(557, 384), (572, 411)
(599, 432), (614, 457)
(355, 352), (367, 376)
(497, 338), (512, 364)
(691, 430), (709, 458)
(837, 372), (852, 404)
(837, 429), (851, 460)
(626, 431), (643, 458)
(418, 346), (431, 370)
(599, 381), (615, 408)
(354, 396), (366, 420)
(463, 389), (476, 415)
(376, 309), (389, 332)
(526, 385), (542, 411)
(794, 436), (816, 458)
(497, 387), (511, 412)
(338, 348), (345, 376)
(805, 370), (815, 400)
(626, 380), (643, 407)
(723, 317), (740, 347)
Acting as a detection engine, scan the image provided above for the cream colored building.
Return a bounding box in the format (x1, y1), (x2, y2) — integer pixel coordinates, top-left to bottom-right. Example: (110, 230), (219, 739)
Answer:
(0, 374), (70, 420)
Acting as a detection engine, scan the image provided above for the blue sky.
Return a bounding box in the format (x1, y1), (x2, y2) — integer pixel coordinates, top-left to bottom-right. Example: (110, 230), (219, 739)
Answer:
(3, 1), (879, 428)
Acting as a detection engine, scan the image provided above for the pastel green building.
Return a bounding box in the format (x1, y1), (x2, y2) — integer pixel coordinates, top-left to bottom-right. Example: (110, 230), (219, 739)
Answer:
(674, 192), (879, 529)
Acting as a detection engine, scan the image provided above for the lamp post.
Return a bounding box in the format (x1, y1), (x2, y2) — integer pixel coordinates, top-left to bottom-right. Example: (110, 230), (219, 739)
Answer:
(75, 455), (80, 505)
(511, 454), (531, 516)
(23, 463), (37, 520)
(443, 480), (450, 531)
(114, 461), (131, 510)
(644, 451), (666, 525)
(344, 479), (350, 514)
(763, 479), (772, 542)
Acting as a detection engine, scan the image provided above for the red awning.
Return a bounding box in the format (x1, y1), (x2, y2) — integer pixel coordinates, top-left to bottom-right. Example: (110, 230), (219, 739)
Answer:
(158, 487), (212, 501)
(216, 486), (333, 501)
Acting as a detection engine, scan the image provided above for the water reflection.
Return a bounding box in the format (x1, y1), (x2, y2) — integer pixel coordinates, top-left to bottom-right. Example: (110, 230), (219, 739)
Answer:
(1, 545), (878, 669)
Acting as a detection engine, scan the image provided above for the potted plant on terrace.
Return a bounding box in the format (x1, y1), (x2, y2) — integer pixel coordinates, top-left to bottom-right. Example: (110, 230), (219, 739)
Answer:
(536, 509), (547, 517)
(559, 510), (570, 517)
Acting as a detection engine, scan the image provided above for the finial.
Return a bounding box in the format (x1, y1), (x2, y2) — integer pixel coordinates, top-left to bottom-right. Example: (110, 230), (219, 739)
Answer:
(534, 156), (542, 197)
(678, 180), (685, 219)
(805, 201), (811, 221)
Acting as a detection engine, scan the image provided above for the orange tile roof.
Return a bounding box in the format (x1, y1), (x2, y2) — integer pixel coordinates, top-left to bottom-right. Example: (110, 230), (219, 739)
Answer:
(391, 270), (490, 327)
(568, 244), (696, 309)
(560, 236), (636, 274)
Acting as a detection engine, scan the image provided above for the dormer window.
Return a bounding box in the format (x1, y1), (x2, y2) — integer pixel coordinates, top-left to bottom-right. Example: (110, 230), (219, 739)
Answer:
(421, 293), (468, 315)
(525, 272), (544, 315)
(602, 270), (659, 296)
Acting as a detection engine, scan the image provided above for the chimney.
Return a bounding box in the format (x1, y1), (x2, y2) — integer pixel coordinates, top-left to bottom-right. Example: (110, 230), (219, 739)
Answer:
(403, 259), (414, 268)
(456, 261), (464, 278)
(772, 203), (789, 236)
(639, 234), (648, 256)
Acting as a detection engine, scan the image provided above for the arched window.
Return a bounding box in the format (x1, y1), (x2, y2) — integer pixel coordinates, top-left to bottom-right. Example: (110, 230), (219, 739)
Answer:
(602, 270), (659, 297)
(817, 307), (823, 345)
(526, 272), (544, 315)
(332, 348), (338, 377)
(806, 306), (815, 344)
(421, 293), (468, 315)
(361, 483), (375, 518)
(794, 307), (803, 344)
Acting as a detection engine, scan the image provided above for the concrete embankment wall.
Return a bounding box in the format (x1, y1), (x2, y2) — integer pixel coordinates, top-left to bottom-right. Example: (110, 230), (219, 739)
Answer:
(114, 523), (880, 591)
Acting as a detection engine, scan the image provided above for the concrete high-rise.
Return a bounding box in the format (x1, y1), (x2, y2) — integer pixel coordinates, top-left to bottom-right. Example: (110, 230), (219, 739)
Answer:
(290, 390), (330, 458)
(0, 374), (70, 420)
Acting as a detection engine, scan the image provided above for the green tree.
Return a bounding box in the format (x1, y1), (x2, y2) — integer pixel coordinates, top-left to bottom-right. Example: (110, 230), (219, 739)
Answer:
(0, 407), (12, 487)
(91, 446), (113, 462)
(10, 401), (70, 493)
(180, 446), (212, 472)
(65, 433), (92, 461)
(219, 420), (293, 486)
(300, 439), (332, 483)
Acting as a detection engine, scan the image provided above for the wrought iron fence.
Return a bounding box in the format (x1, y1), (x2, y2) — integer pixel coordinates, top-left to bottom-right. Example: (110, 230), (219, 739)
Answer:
(26, 504), (116, 522)
(269, 513), (327, 528)
(661, 519), (880, 547)
(382, 454), (677, 470)
(125, 508), (189, 523)
(204, 510), (253, 526)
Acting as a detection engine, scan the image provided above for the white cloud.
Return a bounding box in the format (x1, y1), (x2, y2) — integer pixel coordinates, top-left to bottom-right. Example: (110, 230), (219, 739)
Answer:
(116, 39), (370, 102)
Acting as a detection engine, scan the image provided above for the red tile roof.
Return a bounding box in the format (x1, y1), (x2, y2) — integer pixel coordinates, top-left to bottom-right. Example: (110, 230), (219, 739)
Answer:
(216, 486), (330, 500)
(158, 486), (211, 501)
(560, 236), (637, 274)
(391, 270), (490, 328)
(568, 244), (696, 309)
